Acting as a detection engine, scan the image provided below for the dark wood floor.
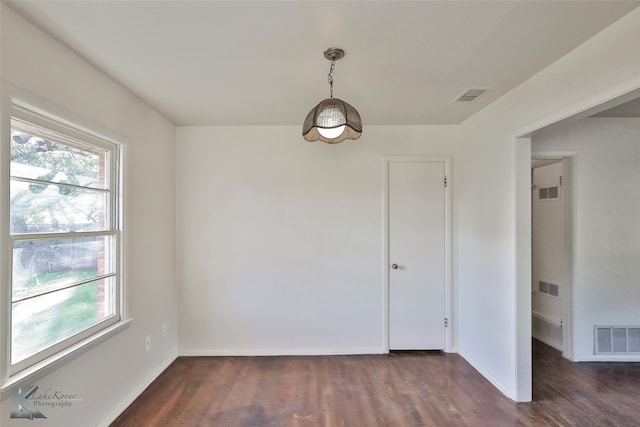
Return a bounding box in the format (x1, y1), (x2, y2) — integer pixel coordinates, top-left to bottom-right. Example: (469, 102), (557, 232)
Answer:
(111, 340), (640, 426)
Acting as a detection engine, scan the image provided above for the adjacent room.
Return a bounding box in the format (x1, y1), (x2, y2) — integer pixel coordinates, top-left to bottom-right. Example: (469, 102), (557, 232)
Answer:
(1, 1), (640, 426)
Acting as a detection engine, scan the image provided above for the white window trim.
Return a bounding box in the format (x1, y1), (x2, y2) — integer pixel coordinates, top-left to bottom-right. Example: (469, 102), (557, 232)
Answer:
(0, 92), (129, 392)
(0, 319), (132, 396)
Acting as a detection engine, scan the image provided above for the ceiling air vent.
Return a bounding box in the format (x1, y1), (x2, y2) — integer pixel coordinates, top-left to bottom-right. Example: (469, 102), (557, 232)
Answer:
(453, 88), (489, 102)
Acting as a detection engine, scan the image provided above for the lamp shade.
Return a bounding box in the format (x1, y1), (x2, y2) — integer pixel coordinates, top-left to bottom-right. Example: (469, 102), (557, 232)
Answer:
(302, 98), (362, 144)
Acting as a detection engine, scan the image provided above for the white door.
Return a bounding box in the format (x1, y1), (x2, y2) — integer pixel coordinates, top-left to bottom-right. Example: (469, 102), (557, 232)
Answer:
(388, 160), (445, 350)
(532, 161), (564, 350)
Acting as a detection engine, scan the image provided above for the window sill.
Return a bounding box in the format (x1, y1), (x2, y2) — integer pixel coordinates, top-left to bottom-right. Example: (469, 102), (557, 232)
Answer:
(1, 318), (133, 398)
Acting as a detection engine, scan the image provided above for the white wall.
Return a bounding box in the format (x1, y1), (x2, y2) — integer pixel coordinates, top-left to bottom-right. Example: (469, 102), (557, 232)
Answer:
(457, 7), (640, 401)
(533, 117), (640, 361)
(176, 125), (459, 355)
(2, 2), (640, 417)
(0, 5), (177, 426)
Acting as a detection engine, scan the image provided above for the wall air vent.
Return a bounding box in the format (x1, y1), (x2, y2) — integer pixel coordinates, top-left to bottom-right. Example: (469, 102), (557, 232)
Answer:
(538, 186), (560, 201)
(595, 326), (640, 354)
(538, 280), (559, 297)
(453, 88), (489, 102)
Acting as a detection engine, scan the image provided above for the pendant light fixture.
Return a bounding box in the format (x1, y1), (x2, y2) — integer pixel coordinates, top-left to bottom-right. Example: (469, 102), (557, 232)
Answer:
(302, 48), (362, 144)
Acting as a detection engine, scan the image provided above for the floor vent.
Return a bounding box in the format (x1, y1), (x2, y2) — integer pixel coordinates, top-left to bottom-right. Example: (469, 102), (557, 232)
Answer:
(595, 326), (640, 354)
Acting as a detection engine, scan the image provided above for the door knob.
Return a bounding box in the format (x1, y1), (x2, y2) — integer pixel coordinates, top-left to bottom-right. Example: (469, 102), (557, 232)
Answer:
(391, 264), (399, 270)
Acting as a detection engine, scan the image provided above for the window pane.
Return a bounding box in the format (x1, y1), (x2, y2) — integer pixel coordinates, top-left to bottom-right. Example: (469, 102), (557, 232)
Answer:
(8, 108), (120, 373)
(10, 123), (108, 190)
(11, 278), (115, 363)
(12, 236), (114, 301)
(10, 179), (108, 234)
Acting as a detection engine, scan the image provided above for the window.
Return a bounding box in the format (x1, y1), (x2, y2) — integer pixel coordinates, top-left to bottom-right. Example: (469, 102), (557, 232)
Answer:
(7, 105), (121, 375)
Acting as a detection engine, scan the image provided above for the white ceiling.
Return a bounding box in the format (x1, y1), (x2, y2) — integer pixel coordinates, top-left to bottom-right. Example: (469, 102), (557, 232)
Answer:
(6, 1), (640, 126)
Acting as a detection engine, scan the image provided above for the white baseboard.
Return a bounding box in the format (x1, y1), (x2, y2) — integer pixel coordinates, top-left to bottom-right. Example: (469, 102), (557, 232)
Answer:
(532, 332), (563, 351)
(444, 345), (459, 354)
(179, 347), (385, 357)
(573, 355), (640, 362)
(457, 346), (515, 401)
(97, 354), (177, 427)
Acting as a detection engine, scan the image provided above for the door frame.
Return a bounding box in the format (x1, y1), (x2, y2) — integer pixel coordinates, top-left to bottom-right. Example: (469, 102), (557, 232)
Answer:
(514, 83), (640, 402)
(382, 156), (453, 353)
(531, 152), (575, 360)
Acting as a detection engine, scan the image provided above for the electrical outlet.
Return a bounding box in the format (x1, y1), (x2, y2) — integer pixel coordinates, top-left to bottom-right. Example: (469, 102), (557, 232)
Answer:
(162, 324), (167, 338)
(145, 335), (151, 352)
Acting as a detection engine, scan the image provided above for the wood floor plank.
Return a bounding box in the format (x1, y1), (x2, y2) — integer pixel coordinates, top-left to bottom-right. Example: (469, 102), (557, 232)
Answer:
(111, 341), (640, 426)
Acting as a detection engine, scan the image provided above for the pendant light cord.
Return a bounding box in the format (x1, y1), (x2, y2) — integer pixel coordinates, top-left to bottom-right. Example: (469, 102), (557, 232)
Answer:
(328, 59), (335, 99)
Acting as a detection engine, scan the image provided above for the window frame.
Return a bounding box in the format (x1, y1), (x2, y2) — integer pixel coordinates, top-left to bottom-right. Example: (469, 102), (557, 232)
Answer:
(3, 103), (123, 380)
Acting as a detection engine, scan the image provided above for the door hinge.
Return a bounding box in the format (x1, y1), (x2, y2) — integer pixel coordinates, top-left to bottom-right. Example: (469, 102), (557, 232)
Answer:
(444, 176), (448, 188)
(444, 318), (448, 328)
(560, 318), (564, 329)
(559, 176), (563, 186)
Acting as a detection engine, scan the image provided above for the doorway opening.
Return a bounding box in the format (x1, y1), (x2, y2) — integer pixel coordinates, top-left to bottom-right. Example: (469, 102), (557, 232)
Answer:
(530, 157), (572, 358)
(517, 87), (640, 401)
